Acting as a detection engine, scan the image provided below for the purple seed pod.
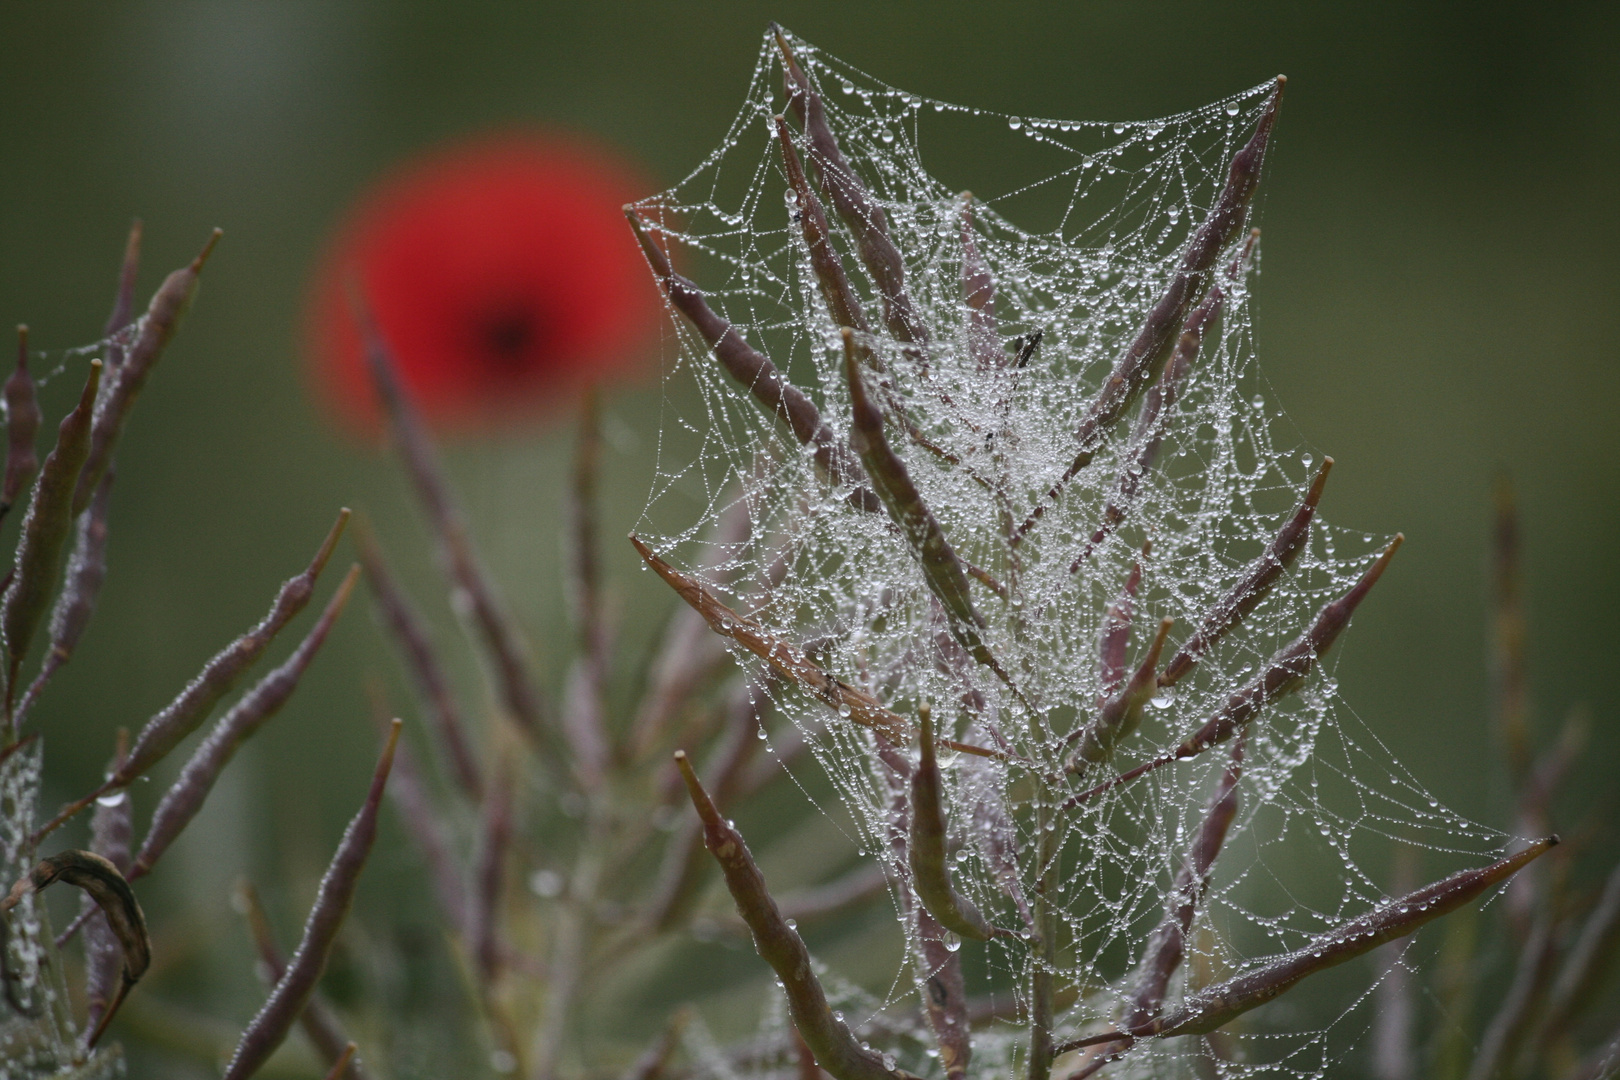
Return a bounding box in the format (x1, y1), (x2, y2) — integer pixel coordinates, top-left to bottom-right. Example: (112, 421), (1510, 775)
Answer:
(1160, 455), (1334, 688)
(674, 749), (917, 1080)
(1068, 838), (1558, 1047)
(74, 229), (219, 517)
(352, 295), (549, 747)
(103, 219), (143, 369)
(959, 197), (1001, 373)
(132, 564), (360, 878)
(625, 208), (878, 512)
(222, 719), (401, 1080)
(2, 325), (41, 516)
(114, 509), (351, 789)
(84, 734), (133, 1040)
(908, 707), (995, 942)
(2, 358), (102, 695)
(1017, 78), (1285, 541)
(774, 27), (926, 347)
(1071, 534), (1401, 807)
(236, 879), (372, 1080)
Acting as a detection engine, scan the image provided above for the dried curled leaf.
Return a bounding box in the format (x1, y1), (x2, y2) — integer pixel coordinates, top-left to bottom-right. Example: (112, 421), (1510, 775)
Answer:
(2, 849), (148, 1046)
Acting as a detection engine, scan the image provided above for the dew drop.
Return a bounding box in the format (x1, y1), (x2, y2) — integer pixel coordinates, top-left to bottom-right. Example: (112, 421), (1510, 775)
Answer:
(943, 930), (962, 952)
(1150, 688), (1175, 710)
(95, 791), (127, 809)
(1226, 104), (1241, 116)
(1008, 117), (1023, 130)
(841, 80), (855, 95)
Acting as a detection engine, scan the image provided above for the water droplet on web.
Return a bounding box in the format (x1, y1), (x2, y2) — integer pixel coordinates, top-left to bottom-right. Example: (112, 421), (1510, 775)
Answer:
(841, 80), (855, 94)
(95, 791), (127, 809)
(1150, 688), (1175, 710)
(943, 930), (962, 952)
(1112, 123), (1125, 134)
(1253, 394), (1266, 409)
(1008, 117), (1023, 130)
(1226, 104), (1241, 116)
(954, 849), (969, 864)
(757, 726), (768, 740)
(1301, 453), (1314, 469)
(880, 129), (895, 144)
(881, 1053), (897, 1071)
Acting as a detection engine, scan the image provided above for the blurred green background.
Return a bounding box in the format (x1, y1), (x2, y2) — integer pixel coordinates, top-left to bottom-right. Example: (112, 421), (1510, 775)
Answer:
(2, 1), (1616, 1074)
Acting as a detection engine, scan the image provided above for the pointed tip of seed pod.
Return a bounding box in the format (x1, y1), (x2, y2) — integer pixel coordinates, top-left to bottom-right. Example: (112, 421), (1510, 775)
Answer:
(1547, 834), (1561, 847)
(623, 211), (673, 277)
(192, 228), (224, 273)
(627, 532), (655, 561)
(672, 748), (714, 816)
(309, 508), (353, 579)
(1305, 457), (1334, 507)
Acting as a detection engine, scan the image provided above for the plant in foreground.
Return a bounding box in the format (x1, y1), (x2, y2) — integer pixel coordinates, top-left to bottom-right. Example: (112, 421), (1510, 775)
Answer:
(4, 24), (1616, 1080)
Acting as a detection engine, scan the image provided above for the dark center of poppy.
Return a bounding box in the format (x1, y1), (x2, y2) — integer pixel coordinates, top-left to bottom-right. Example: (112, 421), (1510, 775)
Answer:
(475, 305), (555, 379)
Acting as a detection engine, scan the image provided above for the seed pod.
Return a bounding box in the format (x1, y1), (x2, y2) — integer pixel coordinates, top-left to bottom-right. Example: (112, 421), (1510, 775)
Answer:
(1067, 838), (1557, 1046)
(909, 706), (995, 941)
(675, 750), (918, 1080)
(776, 115), (868, 335)
(843, 329), (1010, 687)
(1071, 535), (1399, 807)
(355, 522), (482, 801)
(1020, 78), (1284, 538)
(115, 509), (351, 788)
(223, 720), (400, 1080)
(774, 26), (928, 346)
(3, 358), (102, 690)
(625, 208), (879, 512)
(132, 565), (360, 877)
(2, 849), (148, 1047)
(235, 880), (372, 1080)
(2, 326), (40, 516)
(1160, 456), (1333, 688)
(355, 299), (550, 744)
(75, 229), (221, 516)
(959, 196), (1001, 372)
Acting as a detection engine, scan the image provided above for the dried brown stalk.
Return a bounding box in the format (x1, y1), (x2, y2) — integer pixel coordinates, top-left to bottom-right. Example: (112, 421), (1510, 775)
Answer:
(2, 849), (148, 1047)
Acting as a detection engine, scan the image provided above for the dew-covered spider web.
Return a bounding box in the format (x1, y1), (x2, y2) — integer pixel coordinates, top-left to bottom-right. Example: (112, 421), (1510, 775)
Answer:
(633, 28), (1514, 1079)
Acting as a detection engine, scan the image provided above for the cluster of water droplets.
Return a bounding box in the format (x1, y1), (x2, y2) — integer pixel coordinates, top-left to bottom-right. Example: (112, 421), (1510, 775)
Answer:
(638, 30), (1509, 1077)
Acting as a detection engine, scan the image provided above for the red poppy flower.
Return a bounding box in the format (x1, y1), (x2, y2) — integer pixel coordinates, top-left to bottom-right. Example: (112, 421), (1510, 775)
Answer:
(305, 130), (662, 435)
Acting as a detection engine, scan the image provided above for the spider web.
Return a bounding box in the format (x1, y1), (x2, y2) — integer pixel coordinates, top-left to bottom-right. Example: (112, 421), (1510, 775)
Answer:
(634, 29), (1510, 1078)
